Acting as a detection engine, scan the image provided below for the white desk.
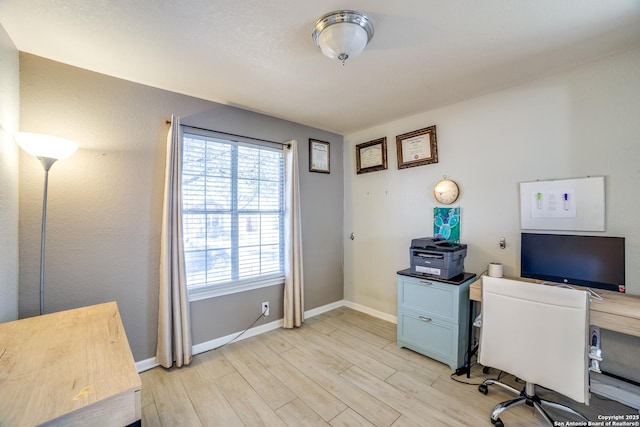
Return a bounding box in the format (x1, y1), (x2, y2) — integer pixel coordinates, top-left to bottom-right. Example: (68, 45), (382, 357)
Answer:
(0, 302), (141, 426)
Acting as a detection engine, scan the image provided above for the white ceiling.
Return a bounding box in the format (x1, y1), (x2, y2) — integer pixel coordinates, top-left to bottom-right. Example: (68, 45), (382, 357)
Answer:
(2, 1), (640, 135)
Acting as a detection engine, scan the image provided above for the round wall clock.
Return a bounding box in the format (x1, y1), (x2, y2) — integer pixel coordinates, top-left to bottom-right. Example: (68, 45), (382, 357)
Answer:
(434, 178), (460, 205)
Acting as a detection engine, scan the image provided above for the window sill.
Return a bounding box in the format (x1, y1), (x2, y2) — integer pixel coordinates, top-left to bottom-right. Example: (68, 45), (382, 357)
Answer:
(188, 274), (285, 302)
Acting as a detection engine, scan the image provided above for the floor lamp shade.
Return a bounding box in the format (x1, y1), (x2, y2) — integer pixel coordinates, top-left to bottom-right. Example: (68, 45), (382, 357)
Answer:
(15, 132), (78, 160)
(15, 132), (78, 315)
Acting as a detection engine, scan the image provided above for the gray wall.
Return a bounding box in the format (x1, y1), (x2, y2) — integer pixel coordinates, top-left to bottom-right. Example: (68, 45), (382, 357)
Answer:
(0, 24), (19, 322)
(18, 53), (344, 361)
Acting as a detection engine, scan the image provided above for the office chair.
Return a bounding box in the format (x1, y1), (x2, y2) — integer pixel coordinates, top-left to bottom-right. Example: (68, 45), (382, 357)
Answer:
(477, 276), (590, 427)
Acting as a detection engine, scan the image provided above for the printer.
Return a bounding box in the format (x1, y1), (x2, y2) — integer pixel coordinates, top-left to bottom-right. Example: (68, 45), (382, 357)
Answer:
(410, 237), (467, 280)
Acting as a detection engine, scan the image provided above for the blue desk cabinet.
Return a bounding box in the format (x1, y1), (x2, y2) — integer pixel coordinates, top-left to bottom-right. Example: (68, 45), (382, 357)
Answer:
(397, 271), (474, 370)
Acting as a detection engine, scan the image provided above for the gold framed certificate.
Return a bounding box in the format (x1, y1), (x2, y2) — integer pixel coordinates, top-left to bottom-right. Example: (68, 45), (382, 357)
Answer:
(356, 137), (387, 174)
(396, 125), (438, 169)
(309, 139), (330, 173)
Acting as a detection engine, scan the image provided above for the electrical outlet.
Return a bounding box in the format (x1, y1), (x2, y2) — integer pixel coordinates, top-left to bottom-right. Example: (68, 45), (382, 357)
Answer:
(262, 301), (269, 317)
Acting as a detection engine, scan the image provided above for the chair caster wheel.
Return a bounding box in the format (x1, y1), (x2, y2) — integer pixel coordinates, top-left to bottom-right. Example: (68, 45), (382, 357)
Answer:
(491, 417), (504, 427)
(478, 384), (488, 395)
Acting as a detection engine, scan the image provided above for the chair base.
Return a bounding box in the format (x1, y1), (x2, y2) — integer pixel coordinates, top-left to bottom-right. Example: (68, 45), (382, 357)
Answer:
(478, 379), (589, 427)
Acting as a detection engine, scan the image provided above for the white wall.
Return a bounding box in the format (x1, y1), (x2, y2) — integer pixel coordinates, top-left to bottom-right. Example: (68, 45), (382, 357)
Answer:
(344, 47), (640, 317)
(0, 24), (19, 322)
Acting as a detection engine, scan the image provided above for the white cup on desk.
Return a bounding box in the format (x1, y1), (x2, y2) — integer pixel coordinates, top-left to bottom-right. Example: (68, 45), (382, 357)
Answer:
(488, 262), (503, 278)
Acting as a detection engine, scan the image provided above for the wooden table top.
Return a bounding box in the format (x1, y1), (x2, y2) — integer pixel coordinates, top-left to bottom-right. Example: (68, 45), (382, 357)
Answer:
(0, 302), (141, 426)
(470, 277), (640, 338)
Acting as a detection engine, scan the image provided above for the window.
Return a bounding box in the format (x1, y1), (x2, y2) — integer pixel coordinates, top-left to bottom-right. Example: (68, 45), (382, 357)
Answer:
(181, 131), (285, 300)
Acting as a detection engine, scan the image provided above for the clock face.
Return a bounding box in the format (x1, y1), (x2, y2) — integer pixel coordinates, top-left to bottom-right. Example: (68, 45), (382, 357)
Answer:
(434, 179), (459, 205)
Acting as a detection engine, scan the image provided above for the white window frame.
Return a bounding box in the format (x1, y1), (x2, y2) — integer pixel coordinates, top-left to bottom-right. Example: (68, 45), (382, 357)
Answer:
(181, 129), (285, 301)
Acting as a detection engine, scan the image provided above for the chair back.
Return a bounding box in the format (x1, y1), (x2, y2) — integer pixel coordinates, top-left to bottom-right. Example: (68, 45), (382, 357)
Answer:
(478, 276), (590, 403)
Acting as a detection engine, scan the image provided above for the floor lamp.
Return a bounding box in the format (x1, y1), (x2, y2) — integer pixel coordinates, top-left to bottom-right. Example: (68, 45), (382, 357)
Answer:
(15, 132), (78, 315)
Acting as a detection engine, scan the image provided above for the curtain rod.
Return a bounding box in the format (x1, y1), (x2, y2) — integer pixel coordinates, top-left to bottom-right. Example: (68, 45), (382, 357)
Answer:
(165, 120), (289, 147)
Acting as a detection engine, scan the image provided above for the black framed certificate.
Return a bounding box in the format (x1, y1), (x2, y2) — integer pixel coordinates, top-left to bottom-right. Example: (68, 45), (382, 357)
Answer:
(309, 139), (330, 173)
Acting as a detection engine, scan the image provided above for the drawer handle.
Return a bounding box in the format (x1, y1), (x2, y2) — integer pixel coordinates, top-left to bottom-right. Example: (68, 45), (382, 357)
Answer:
(419, 316), (432, 322)
(419, 281), (432, 285)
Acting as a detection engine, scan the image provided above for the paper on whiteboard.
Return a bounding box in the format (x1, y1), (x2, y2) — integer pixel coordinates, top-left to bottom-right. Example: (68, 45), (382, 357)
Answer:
(530, 189), (576, 218)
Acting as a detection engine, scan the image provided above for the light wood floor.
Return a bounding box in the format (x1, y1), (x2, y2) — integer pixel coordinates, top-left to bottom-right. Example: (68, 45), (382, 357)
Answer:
(140, 307), (635, 426)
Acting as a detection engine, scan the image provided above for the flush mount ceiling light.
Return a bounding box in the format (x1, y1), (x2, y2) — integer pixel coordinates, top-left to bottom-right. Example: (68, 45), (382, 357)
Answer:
(312, 10), (374, 65)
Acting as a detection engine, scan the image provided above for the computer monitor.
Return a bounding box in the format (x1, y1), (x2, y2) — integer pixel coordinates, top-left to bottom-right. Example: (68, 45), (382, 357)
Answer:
(521, 232), (625, 293)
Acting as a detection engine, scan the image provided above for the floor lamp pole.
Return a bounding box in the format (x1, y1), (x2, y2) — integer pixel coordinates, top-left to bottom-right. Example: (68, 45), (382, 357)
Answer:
(38, 157), (57, 315)
(14, 131), (78, 316)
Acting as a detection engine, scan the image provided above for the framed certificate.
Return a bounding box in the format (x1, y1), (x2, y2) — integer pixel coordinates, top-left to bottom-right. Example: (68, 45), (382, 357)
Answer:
(309, 139), (330, 173)
(356, 137), (387, 174)
(396, 125), (438, 169)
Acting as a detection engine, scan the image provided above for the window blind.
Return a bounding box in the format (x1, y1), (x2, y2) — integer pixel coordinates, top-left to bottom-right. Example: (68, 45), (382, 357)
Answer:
(182, 131), (285, 298)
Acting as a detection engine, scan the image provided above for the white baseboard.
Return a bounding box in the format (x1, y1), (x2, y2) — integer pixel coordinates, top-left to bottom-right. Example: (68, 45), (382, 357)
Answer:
(191, 317), (284, 355)
(135, 357), (160, 373)
(136, 299), (357, 373)
(136, 317), (283, 373)
(305, 300), (345, 317)
(343, 300), (397, 324)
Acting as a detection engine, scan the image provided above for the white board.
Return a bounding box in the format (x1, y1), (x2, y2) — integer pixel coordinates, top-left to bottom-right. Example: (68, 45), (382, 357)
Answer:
(519, 176), (605, 231)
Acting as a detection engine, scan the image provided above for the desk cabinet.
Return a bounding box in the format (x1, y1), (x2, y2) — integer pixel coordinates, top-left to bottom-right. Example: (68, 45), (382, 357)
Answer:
(397, 273), (473, 370)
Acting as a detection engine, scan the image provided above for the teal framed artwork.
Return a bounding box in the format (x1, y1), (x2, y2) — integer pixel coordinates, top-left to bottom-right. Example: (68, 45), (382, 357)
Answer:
(434, 207), (460, 242)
